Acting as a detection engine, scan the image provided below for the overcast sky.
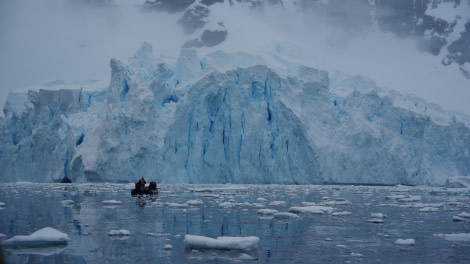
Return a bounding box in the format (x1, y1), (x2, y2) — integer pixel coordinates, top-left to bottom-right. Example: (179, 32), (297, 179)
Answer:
(1, 0), (469, 117)
(0, 0), (185, 114)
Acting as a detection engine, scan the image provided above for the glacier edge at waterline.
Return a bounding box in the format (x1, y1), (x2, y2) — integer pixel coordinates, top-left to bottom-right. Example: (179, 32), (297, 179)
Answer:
(1, 43), (469, 185)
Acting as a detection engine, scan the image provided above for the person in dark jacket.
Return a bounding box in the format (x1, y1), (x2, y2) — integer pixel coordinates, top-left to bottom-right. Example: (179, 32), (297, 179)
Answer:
(135, 177), (146, 194)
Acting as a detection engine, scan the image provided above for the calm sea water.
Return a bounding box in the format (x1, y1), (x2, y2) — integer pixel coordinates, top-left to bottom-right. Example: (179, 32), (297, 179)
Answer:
(0, 183), (469, 263)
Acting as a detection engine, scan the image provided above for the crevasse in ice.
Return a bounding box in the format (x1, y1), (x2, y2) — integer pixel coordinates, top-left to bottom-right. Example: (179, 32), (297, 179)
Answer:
(1, 42), (469, 185)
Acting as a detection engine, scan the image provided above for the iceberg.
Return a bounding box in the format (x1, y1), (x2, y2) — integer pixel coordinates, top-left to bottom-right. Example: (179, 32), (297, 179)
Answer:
(1, 227), (69, 248)
(184, 235), (259, 251)
(1, 43), (469, 185)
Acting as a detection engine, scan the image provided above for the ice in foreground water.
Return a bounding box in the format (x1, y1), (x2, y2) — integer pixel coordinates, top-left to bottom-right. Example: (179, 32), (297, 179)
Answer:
(0, 183), (469, 263)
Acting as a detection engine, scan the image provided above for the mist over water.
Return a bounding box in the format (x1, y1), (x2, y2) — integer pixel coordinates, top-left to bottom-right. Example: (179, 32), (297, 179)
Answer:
(0, 0), (469, 116)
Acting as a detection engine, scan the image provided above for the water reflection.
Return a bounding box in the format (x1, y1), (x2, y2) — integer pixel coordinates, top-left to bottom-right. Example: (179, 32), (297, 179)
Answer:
(0, 183), (469, 263)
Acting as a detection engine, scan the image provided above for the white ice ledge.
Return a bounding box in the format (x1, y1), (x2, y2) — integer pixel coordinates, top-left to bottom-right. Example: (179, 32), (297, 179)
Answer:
(1, 227), (69, 248)
(184, 235), (259, 251)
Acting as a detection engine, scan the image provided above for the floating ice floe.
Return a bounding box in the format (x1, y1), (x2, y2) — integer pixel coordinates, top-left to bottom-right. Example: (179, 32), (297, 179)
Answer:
(0, 202), (6, 209)
(102, 200), (122, 205)
(108, 229), (130, 236)
(186, 249), (258, 261)
(218, 202), (235, 208)
(419, 207), (440, 212)
(273, 212), (300, 221)
(453, 212), (470, 221)
(146, 232), (170, 237)
(332, 211), (352, 216)
(366, 213), (386, 223)
(395, 238), (415, 245)
(102, 200), (123, 208)
(164, 244), (173, 250)
(320, 198), (350, 206)
(186, 199), (204, 206)
(385, 194), (407, 200)
(151, 201), (165, 207)
(366, 218), (384, 224)
(166, 202), (188, 209)
(268, 201), (286, 206)
(1, 227), (69, 247)
(288, 205), (334, 214)
(457, 212), (470, 218)
(435, 233), (470, 242)
(452, 216), (467, 222)
(370, 213), (387, 218)
(184, 235), (259, 251)
(257, 209), (278, 218)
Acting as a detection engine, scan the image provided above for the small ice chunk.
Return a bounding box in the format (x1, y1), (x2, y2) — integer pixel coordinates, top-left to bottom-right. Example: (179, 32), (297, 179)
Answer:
(184, 235), (259, 251)
(257, 209), (278, 216)
(108, 229), (130, 236)
(151, 202), (164, 207)
(164, 244), (173, 250)
(257, 197), (268, 203)
(167, 202), (188, 208)
(102, 200), (122, 205)
(269, 201), (286, 206)
(386, 194), (407, 200)
(332, 211), (352, 216)
(419, 207), (439, 212)
(366, 218), (384, 224)
(187, 199), (204, 206)
(1, 227), (69, 247)
(370, 213), (386, 218)
(457, 212), (470, 218)
(395, 238), (415, 245)
(435, 233), (470, 242)
(218, 202), (235, 208)
(274, 212), (300, 221)
(452, 216), (466, 222)
(251, 203), (266, 208)
(288, 206), (334, 214)
(398, 195), (421, 203)
(238, 253), (257, 260)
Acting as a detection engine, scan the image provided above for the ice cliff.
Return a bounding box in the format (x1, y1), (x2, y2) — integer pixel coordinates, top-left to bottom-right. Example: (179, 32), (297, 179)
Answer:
(1, 43), (469, 185)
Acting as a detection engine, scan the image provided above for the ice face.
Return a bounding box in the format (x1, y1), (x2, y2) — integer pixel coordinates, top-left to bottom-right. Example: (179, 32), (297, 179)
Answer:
(1, 43), (469, 185)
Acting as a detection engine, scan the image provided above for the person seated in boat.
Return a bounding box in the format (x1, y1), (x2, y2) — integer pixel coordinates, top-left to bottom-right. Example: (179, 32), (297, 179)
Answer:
(149, 181), (157, 193)
(135, 177), (146, 193)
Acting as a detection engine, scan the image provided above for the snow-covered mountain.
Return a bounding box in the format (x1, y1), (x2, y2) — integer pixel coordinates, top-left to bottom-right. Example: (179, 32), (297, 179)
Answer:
(139, 0), (470, 78)
(0, 0), (469, 185)
(1, 42), (469, 185)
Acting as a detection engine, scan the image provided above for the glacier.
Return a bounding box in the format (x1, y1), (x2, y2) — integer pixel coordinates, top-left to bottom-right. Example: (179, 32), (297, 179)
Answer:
(1, 42), (469, 185)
